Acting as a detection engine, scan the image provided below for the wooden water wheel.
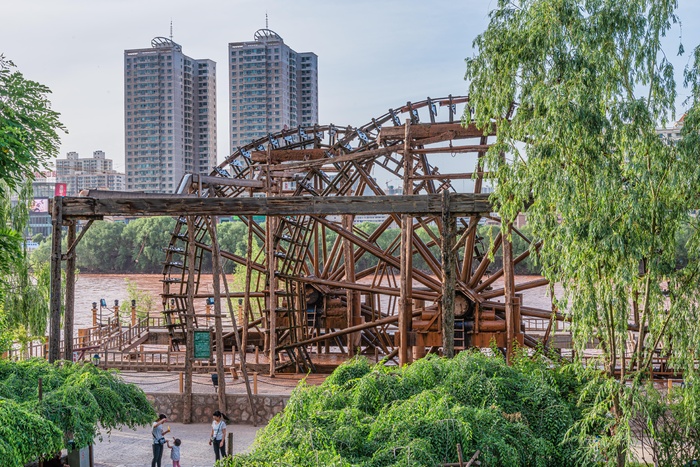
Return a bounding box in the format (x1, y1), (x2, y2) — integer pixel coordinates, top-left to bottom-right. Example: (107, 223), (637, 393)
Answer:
(161, 95), (560, 372)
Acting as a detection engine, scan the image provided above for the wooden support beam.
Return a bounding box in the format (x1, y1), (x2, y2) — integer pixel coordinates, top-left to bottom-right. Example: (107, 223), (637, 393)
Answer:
(250, 148), (327, 163)
(278, 309), (424, 352)
(206, 216), (227, 413)
(64, 221), (77, 361)
(59, 193), (492, 219)
(441, 190), (456, 358)
(266, 150), (278, 378)
(400, 144), (491, 154)
(399, 121), (414, 366)
(242, 215), (255, 363)
(62, 219), (93, 259)
(279, 274), (438, 301)
(48, 197), (63, 363)
(502, 225), (516, 364)
(183, 216), (196, 423)
(197, 175), (264, 188)
(379, 123), (495, 142)
(267, 145), (396, 173)
(343, 214), (360, 356)
(220, 253), (259, 426)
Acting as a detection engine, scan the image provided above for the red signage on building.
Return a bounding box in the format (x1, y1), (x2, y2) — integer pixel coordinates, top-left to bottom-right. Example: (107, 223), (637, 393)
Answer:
(54, 183), (67, 197)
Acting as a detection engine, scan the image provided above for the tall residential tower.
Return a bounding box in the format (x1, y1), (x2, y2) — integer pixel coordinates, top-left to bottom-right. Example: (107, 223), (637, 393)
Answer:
(124, 37), (216, 193)
(228, 29), (318, 154)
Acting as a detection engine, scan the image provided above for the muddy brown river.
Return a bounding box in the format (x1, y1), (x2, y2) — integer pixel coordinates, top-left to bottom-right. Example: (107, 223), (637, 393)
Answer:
(73, 273), (562, 331)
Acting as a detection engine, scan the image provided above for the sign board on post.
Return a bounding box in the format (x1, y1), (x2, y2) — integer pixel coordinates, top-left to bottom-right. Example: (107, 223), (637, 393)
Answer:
(193, 330), (211, 359)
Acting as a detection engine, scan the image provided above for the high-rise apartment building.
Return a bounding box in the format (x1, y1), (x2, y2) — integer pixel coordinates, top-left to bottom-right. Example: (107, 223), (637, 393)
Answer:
(56, 150), (126, 195)
(124, 37), (216, 193)
(228, 29), (318, 153)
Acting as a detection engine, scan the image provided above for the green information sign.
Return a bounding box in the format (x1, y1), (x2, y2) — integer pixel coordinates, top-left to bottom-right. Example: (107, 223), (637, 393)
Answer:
(193, 330), (211, 359)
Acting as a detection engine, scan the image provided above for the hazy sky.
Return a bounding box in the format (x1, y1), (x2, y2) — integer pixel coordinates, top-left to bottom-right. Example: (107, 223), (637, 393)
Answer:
(2, 1), (700, 173)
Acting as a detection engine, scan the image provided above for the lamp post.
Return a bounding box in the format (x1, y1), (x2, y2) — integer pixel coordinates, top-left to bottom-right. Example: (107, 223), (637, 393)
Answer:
(92, 353), (101, 367)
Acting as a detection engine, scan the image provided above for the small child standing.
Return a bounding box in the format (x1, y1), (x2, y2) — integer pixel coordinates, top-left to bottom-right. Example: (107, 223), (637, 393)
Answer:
(165, 438), (181, 467)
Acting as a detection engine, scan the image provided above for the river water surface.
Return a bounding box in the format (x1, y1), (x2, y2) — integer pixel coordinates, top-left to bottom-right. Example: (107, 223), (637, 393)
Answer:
(74, 273), (562, 332)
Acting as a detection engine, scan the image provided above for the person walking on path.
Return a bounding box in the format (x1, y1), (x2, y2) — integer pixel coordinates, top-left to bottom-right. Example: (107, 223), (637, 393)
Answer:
(151, 414), (170, 467)
(209, 410), (228, 461)
(165, 438), (181, 467)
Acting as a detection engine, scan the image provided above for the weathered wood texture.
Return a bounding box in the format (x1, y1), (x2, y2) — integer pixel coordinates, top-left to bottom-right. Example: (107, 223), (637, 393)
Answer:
(251, 148), (327, 163)
(48, 197), (63, 363)
(59, 193), (492, 218)
(441, 190), (456, 358)
(207, 216), (227, 413)
(379, 123), (495, 142)
(64, 221), (76, 360)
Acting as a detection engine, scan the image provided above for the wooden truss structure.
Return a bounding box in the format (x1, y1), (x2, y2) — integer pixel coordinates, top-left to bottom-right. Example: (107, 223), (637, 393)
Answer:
(50, 95), (560, 379)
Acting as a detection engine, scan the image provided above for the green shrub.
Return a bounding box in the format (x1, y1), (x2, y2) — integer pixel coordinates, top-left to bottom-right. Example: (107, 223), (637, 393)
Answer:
(0, 359), (155, 465)
(223, 352), (582, 466)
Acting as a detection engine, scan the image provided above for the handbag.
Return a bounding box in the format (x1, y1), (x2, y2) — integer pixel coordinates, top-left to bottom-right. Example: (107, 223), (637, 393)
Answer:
(153, 428), (166, 445)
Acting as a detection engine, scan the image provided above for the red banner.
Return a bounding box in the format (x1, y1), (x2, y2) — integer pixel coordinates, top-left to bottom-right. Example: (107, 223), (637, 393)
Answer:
(54, 183), (67, 197)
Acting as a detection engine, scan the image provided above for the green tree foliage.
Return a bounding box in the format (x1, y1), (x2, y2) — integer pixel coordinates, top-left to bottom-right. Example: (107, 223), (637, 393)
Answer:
(75, 221), (130, 272)
(633, 382), (700, 466)
(223, 352), (583, 467)
(218, 220), (256, 273)
(122, 217), (177, 273)
(122, 278), (154, 320)
(0, 55), (65, 195)
(466, 1), (700, 464)
(0, 55), (64, 345)
(0, 359), (155, 466)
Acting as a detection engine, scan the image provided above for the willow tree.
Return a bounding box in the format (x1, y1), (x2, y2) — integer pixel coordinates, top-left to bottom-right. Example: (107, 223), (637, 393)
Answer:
(0, 56), (65, 348)
(466, 1), (700, 465)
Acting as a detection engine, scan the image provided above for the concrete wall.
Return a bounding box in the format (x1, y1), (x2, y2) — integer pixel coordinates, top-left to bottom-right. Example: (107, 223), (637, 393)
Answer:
(146, 392), (288, 424)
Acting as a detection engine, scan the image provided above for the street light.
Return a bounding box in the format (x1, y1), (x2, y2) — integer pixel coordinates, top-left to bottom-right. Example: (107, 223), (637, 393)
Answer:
(211, 373), (218, 391)
(92, 354), (101, 367)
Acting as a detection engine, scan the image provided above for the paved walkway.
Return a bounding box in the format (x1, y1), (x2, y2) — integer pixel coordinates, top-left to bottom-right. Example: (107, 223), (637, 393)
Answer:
(93, 371), (327, 466)
(94, 422), (261, 467)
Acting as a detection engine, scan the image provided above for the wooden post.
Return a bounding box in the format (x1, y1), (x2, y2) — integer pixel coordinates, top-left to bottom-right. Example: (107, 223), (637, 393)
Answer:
(227, 432), (233, 456)
(92, 303), (97, 327)
(64, 221), (76, 361)
(48, 196), (63, 363)
(343, 214), (360, 355)
(131, 301), (137, 326)
(183, 216), (196, 423)
(242, 215), (254, 366)
(441, 190), (456, 358)
(266, 144), (278, 377)
(179, 372), (183, 394)
(503, 223), (516, 364)
(220, 250), (260, 426)
(267, 216), (277, 377)
(253, 372), (258, 395)
(398, 120), (413, 366)
(207, 216), (227, 413)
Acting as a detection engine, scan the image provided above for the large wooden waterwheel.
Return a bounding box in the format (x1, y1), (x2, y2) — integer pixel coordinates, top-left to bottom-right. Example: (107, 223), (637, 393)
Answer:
(161, 95), (559, 373)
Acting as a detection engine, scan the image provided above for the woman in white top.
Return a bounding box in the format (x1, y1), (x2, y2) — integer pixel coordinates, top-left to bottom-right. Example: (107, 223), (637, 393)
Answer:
(209, 410), (228, 460)
(151, 414), (170, 467)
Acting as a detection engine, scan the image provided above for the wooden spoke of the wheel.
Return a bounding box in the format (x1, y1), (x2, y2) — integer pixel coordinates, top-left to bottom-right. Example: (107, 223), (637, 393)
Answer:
(467, 232), (503, 289)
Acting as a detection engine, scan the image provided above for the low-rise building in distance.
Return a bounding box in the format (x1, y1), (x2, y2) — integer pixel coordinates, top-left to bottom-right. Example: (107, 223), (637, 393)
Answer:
(56, 150), (125, 195)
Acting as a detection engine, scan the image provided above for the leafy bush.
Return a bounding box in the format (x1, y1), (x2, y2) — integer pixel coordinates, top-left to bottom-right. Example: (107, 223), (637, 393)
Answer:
(0, 359), (155, 465)
(223, 351), (582, 467)
(633, 380), (700, 466)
